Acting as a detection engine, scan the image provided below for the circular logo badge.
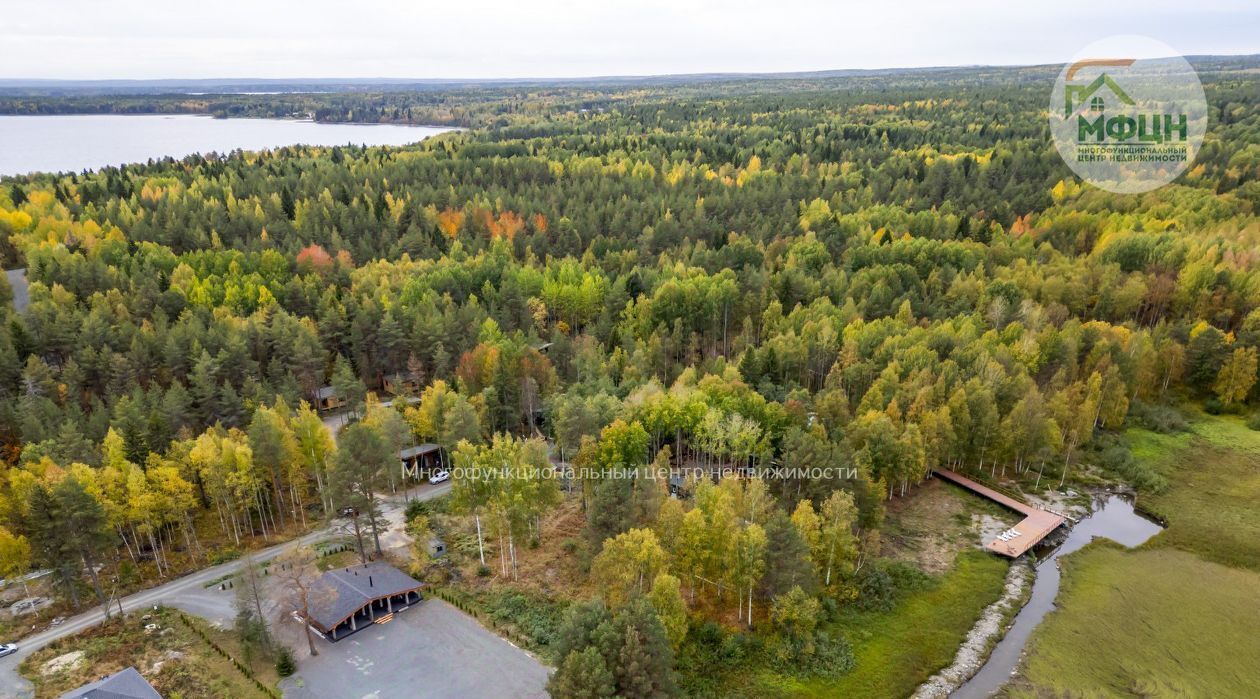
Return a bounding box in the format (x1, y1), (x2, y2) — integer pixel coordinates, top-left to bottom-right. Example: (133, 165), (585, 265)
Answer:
(1049, 36), (1207, 194)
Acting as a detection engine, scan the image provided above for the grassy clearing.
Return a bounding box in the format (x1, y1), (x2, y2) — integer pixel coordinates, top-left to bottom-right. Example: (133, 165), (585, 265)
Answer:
(316, 549), (361, 572)
(880, 478), (1017, 574)
(730, 480), (1011, 697)
(1011, 412), (1260, 697)
(755, 550), (1009, 699)
(1007, 544), (1260, 698)
(1127, 412), (1260, 570)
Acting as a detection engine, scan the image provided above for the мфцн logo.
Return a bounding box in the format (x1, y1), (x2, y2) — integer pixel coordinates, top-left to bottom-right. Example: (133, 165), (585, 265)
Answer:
(1049, 37), (1206, 194)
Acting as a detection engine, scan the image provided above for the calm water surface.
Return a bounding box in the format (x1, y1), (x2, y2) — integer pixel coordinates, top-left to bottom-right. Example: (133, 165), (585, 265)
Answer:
(953, 494), (1164, 698)
(0, 114), (452, 177)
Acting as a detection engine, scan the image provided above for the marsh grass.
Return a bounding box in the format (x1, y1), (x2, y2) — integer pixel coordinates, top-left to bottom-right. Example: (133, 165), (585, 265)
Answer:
(1008, 544), (1260, 698)
(1011, 412), (1260, 696)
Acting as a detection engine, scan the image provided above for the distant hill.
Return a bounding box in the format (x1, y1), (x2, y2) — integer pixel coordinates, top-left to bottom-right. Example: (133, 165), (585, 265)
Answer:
(1, 54), (1256, 96)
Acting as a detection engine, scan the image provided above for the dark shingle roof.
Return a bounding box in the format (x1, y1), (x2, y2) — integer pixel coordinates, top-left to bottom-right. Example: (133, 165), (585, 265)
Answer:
(307, 562), (424, 631)
(398, 444), (441, 460)
(59, 666), (161, 699)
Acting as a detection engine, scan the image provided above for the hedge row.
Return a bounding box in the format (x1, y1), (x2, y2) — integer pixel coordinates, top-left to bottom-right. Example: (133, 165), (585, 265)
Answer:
(176, 612), (280, 698)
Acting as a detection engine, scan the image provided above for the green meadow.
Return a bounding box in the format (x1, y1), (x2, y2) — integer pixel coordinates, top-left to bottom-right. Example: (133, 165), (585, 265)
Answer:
(764, 550), (1009, 699)
(1011, 544), (1260, 697)
(1009, 413), (1260, 697)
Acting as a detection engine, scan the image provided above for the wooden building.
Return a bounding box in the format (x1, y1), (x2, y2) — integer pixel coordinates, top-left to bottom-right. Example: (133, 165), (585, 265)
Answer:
(399, 443), (446, 479)
(315, 385), (346, 412)
(305, 563), (425, 642)
(383, 372), (420, 396)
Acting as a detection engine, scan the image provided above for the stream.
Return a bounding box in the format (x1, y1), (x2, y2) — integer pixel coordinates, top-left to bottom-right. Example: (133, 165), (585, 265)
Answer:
(951, 494), (1165, 698)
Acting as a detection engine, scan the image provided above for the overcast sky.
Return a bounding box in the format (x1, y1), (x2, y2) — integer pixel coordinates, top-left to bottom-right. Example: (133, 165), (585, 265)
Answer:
(2, 0), (1257, 80)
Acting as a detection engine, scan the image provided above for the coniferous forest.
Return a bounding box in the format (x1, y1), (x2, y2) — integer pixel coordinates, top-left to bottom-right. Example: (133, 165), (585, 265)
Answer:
(1, 58), (1259, 697)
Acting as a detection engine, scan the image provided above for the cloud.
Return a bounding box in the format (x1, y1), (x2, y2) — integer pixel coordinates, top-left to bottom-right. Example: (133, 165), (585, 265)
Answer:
(1, 0), (1256, 79)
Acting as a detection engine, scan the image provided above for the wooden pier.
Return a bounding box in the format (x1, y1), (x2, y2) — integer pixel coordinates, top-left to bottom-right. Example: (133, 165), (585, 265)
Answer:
(932, 469), (1067, 558)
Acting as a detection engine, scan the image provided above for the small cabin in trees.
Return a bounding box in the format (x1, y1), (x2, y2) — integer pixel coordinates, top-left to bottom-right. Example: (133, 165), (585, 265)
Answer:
(315, 386), (346, 412)
(383, 372), (420, 396)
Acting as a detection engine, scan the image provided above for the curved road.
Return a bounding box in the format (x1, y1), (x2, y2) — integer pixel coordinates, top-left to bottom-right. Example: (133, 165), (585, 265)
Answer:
(0, 482), (450, 699)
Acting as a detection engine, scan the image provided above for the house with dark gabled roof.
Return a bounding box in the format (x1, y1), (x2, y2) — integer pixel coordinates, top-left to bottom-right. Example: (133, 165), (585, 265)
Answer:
(314, 385), (346, 412)
(59, 666), (161, 699)
(304, 562), (424, 641)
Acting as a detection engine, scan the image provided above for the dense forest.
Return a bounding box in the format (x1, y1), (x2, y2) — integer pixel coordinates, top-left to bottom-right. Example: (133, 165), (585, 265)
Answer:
(1, 60), (1259, 695)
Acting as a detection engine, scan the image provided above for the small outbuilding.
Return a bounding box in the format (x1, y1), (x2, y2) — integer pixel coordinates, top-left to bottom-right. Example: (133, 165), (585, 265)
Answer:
(315, 386), (347, 412)
(399, 443), (446, 479)
(428, 536), (446, 558)
(305, 562), (424, 642)
(383, 372), (420, 396)
(59, 666), (161, 699)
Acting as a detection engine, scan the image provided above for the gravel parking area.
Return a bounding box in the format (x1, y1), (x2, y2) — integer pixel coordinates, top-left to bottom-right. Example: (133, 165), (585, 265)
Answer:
(279, 598), (549, 699)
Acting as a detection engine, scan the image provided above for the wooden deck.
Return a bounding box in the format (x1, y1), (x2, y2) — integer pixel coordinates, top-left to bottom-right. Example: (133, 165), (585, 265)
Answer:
(933, 469), (1066, 558)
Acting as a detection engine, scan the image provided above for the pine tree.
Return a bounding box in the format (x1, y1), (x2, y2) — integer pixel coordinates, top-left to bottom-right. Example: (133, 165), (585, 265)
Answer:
(762, 511), (819, 598)
(331, 354), (366, 416)
(551, 599), (613, 664)
(548, 647), (615, 699)
(610, 599), (678, 699)
(332, 422), (391, 557)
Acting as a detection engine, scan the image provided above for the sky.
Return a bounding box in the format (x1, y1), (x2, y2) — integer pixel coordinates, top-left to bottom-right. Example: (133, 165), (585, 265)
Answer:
(1, 0), (1257, 80)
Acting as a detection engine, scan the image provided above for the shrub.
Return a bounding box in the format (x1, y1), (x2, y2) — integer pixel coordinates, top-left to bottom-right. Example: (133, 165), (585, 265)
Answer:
(1204, 397), (1224, 415)
(476, 564), (491, 577)
(676, 621), (753, 696)
(483, 590), (565, 649)
(118, 560), (139, 587)
(1096, 442), (1168, 493)
(883, 560), (931, 593)
(210, 547), (242, 565)
(275, 647), (296, 677)
(854, 566), (895, 612)
(404, 498), (434, 520)
(1129, 401), (1187, 433)
(854, 561), (929, 612)
(1247, 412), (1260, 431)
(799, 631), (855, 678)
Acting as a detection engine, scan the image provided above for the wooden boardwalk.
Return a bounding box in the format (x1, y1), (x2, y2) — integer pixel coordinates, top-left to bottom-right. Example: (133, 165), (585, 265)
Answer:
(933, 469), (1066, 558)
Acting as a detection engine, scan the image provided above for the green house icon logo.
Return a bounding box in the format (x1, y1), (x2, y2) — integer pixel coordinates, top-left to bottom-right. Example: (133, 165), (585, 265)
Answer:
(1064, 72), (1135, 117)
(1049, 39), (1206, 194)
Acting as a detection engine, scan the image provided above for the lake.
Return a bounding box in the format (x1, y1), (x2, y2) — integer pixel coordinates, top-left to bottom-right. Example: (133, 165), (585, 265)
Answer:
(0, 114), (452, 177)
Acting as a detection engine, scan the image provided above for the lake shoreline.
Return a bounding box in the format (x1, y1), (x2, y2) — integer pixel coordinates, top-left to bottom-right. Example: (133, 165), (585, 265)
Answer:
(912, 559), (1033, 699)
(0, 114), (456, 177)
(0, 111), (460, 130)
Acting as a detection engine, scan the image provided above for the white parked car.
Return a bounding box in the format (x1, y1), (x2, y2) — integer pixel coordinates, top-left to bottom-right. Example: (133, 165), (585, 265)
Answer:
(428, 470), (450, 484)
(0, 643), (17, 658)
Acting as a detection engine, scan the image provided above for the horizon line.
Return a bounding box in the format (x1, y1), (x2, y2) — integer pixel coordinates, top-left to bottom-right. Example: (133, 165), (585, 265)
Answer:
(2, 51), (1257, 85)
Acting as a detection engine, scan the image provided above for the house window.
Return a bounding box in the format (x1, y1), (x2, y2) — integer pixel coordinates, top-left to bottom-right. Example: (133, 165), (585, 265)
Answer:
(1090, 96), (1104, 112)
